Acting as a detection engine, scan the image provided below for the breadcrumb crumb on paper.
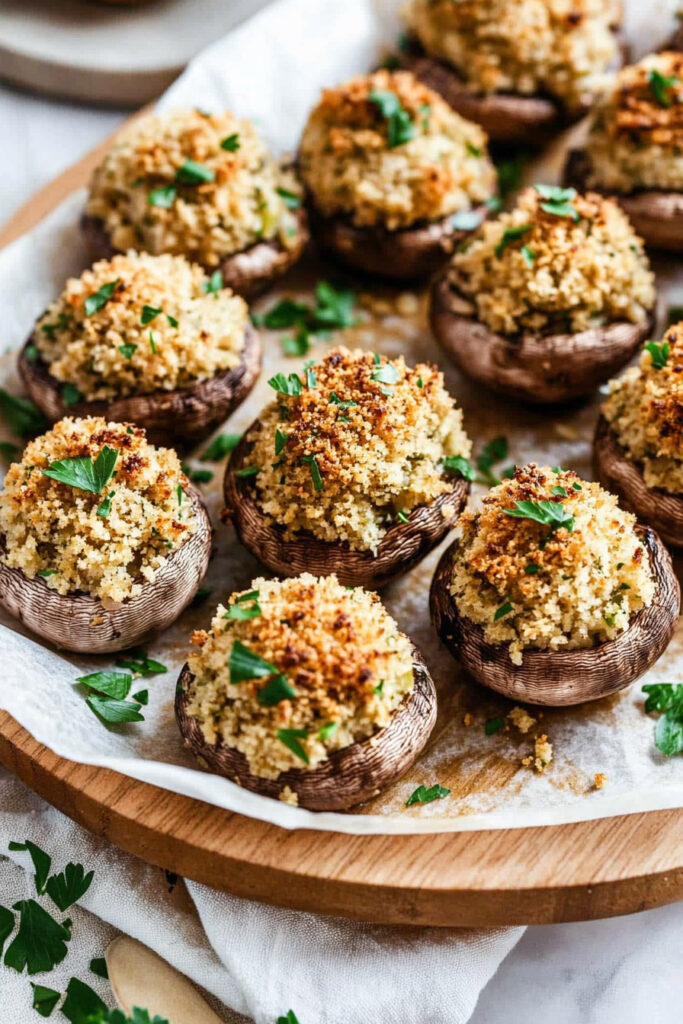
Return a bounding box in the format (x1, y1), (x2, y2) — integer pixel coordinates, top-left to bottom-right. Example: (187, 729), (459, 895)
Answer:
(508, 706), (536, 734)
(594, 772), (608, 790)
(534, 734), (554, 774)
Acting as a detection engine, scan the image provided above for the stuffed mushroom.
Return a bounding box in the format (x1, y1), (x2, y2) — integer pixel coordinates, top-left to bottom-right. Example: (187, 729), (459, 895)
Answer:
(19, 252), (260, 447)
(0, 417), (211, 653)
(430, 464), (679, 706)
(223, 347), (472, 588)
(595, 324), (683, 548)
(564, 51), (683, 252)
(400, 0), (622, 145)
(82, 109), (308, 299)
(298, 70), (497, 280)
(176, 573), (436, 810)
(429, 185), (656, 404)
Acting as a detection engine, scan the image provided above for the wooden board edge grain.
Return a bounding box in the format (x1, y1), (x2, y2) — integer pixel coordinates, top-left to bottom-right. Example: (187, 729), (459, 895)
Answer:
(0, 118), (682, 928)
(1, 712), (681, 927)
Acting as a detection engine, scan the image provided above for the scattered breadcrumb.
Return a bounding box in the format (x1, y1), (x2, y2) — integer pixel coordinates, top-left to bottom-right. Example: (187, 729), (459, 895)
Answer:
(534, 734), (553, 773)
(594, 772), (608, 789)
(86, 108), (303, 265)
(186, 574), (415, 777)
(448, 187), (654, 336)
(34, 251), (247, 400)
(508, 706), (536, 734)
(603, 323), (683, 494)
(463, 712), (474, 727)
(585, 52), (683, 193)
(279, 785), (299, 806)
(299, 70), (495, 229)
(449, 463), (655, 663)
(0, 417), (195, 601)
(405, 0), (619, 110)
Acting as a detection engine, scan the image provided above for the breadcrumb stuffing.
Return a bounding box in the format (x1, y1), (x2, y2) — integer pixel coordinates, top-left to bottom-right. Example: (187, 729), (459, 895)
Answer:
(185, 574), (415, 778)
(602, 325), (683, 494)
(448, 187), (654, 335)
(246, 347), (471, 553)
(508, 706), (536, 734)
(585, 52), (683, 193)
(34, 252), (248, 400)
(300, 70), (496, 230)
(85, 109), (303, 265)
(405, 0), (620, 110)
(449, 464), (655, 664)
(0, 417), (195, 601)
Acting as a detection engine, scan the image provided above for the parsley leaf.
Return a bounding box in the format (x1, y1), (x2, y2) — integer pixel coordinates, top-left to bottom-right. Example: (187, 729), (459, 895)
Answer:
(254, 298), (310, 329)
(224, 590), (262, 620)
(61, 383), (82, 407)
(277, 728), (309, 764)
(220, 133), (241, 152)
(118, 343), (137, 360)
(441, 455), (475, 481)
(200, 433), (241, 461)
(0, 905), (14, 956)
(277, 1013), (301, 1024)
(4, 899), (71, 974)
(202, 269), (224, 295)
(229, 640), (278, 684)
(301, 454), (323, 491)
(311, 281), (356, 329)
(84, 280), (119, 316)
(43, 446), (118, 494)
(645, 340), (670, 370)
(485, 716), (505, 735)
(0, 389), (46, 437)
(371, 361), (400, 386)
(45, 862), (94, 912)
(115, 649), (166, 677)
(31, 982), (60, 1017)
(140, 305), (162, 325)
(648, 68), (679, 107)
(369, 88), (416, 147)
(90, 956), (109, 978)
(86, 696), (144, 724)
(76, 670), (132, 700)
(534, 183), (580, 222)
(258, 674), (297, 706)
(175, 159), (215, 185)
(281, 327), (311, 357)
(276, 186), (301, 209)
(405, 784), (450, 806)
(476, 436), (508, 485)
(8, 840), (51, 894)
(235, 464), (259, 478)
(268, 372), (303, 396)
(147, 185), (177, 208)
(96, 490), (115, 518)
(504, 499), (574, 532)
(61, 977), (106, 1024)
(495, 225), (532, 258)
(642, 683), (683, 756)
(496, 152), (527, 201)
(493, 600), (513, 621)
(521, 245), (535, 268)
(318, 721), (339, 741)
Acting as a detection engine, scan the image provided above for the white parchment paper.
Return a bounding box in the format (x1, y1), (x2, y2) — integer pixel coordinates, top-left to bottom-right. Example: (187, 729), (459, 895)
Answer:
(0, 0), (682, 835)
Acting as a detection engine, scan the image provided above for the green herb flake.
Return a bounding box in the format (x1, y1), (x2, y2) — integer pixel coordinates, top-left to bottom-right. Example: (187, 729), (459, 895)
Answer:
(76, 670), (132, 700)
(281, 327), (311, 357)
(268, 372), (303, 396)
(476, 435), (508, 485)
(175, 159), (215, 185)
(84, 279), (119, 316)
(277, 728), (309, 764)
(220, 133), (241, 152)
(277, 1011), (301, 1024)
(645, 340), (670, 370)
(329, 392), (358, 410)
(61, 383), (82, 407)
(140, 304), (162, 325)
(648, 68), (679, 107)
(405, 784), (450, 806)
(276, 186), (301, 209)
(371, 361), (400, 387)
(521, 245), (535, 268)
(200, 433), (241, 461)
(503, 499), (575, 533)
(485, 716), (505, 735)
(86, 696), (144, 724)
(4, 899), (71, 974)
(534, 183), (580, 222)
(149, 331), (157, 354)
(495, 224), (532, 258)
(132, 689), (149, 705)
(60, 977), (106, 1024)
(167, 314), (179, 328)
(8, 840), (51, 894)
(229, 639), (278, 684)
(43, 445), (118, 494)
(90, 956), (109, 979)
(118, 343), (137, 360)
(301, 454), (323, 491)
(396, 510), (409, 523)
(441, 455), (475, 481)
(25, 343), (39, 362)
(225, 591), (262, 621)
(258, 674), (297, 706)
(496, 151), (527, 200)
(31, 982), (61, 1017)
(148, 185), (177, 208)
(318, 721), (339, 741)
(524, 563), (541, 574)
(275, 429), (289, 456)
(236, 464), (259, 478)
(493, 600), (513, 621)
(642, 683), (683, 756)
(115, 649), (166, 677)
(37, 569), (58, 578)
(46, 861), (94, 912)
(368, 88), (416, 148)
(551, 485), (568, 497)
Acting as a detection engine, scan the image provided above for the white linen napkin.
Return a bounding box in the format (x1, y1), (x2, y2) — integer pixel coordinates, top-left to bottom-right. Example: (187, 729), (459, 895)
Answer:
(0, 766), (522, 1022)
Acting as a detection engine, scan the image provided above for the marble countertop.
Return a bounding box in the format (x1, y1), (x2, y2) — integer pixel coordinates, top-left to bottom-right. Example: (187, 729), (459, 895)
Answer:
(0, 80), (680, 1024)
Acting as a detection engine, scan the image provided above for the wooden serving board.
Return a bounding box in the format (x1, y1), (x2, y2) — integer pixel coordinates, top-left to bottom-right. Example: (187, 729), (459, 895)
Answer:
(0, 128), (682, 929)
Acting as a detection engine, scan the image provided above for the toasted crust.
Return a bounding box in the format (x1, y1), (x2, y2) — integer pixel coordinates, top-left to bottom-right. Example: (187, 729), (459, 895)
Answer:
(175, 645), (437, 810)
(429, 275), (654, 404)
(307, 200), (487, 281)
(430, 525), (680, 706)
(594, 415), (683, 549)
(81, 210), (309, 301)
(564, 148), (683, 252)
(223, 423), (470, 589)
(18, 326), (261, 448)
(0, 486), (212, 654)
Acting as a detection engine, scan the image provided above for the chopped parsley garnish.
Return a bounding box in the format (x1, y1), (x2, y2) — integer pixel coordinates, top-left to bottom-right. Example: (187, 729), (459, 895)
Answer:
(441, 455), (475, 481)
(77, 665), (148, 723)
(254, 281), (357, 355)
(8, 840), (51, 894)
(524, 563), (541, 574)
(368, 88), (416, 148)
(236, 464), (259, 478)
(229, 640), (278, 683)
(202, 269), (224, 295)
(405, 784), (450, 806)
(84, 279), (119, 316)
(277, 728), (309, 763)
(281, 328), (311, 356)
(551, 485), (567, 497)
(31, 983), (61, 1017)
(42, 445), (118, 494)
(37, 569), (58, 578)
(140, 304), (162, 325)
(115, 649), (167, 677)
(225, 590), (262, 621)
(466, 140), (482, 158)
(76, 670), (132, 700)
(370, 361), (400, 387)
(493, 599), (513, 621)
(645, 340), (670, 369)
(45, 862), (94, 912)
(176, 483), (184, 507)
(188, 467), (213, 484)
(476, 435), (508, 485)
(4, 899), (71, 974)
(96, 490), (115, 518)
(201, 433), (241, 461)
(642, 683), (683, 756)
(254, 298), (310, 329)
(147, 185), (177, 208)
(329, 392), (358, 409)
(301, 454), (323, 491)
(396, 510), (409, 523)
(268, 372), (303, 396)
(132, 689), (149, 705)
(61, 383), (82, 407)
(24, 343), (38, 362)
(86, 696), (145, 724)
(495, 224), (532, 258)
(520, 245), (535, 268)
(61, 977), (107, 1024)
(276, 186), (301, 209)
(277, 1013), (301, 1024)
(0, 389), (46, 436)
(275, 429), (289, 456)
(485, 716), (505, 735)
(496, 151), (527, 200)
(534, 183), (580, 222)
(504, 499), (575, 533)
(258, 674), (297, 706)
(175, 159), (215, 185)
(118, 343), (137, 360)
(318, 721), (339, 741)
(648, 68), (679, 107)
(312, 280), (357, 329)
(220, 133), (241, 151)
(90, 956), (109, 979)
(167, 314), (179, 328)
(305, 364), (317, 389)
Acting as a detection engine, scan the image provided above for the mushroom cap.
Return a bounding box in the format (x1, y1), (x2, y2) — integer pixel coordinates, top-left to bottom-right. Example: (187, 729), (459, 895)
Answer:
(80, 210), (309, 301)
(401, 52), (576, 146)
(594, 414), (683, 549)
(0, 485), (212, 654)
(430, 525), (680, 706)
(175, 644), (437, 811)
(18, 325), (261, 449)
(223, 424), (471, 589)
(429, 275), (654, 404)
(306, 199), (487, 281)
(564, 148), (683, 253)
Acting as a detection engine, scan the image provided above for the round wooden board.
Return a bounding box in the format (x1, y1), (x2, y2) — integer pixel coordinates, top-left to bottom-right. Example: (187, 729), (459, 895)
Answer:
(1, 125), (682, 928)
